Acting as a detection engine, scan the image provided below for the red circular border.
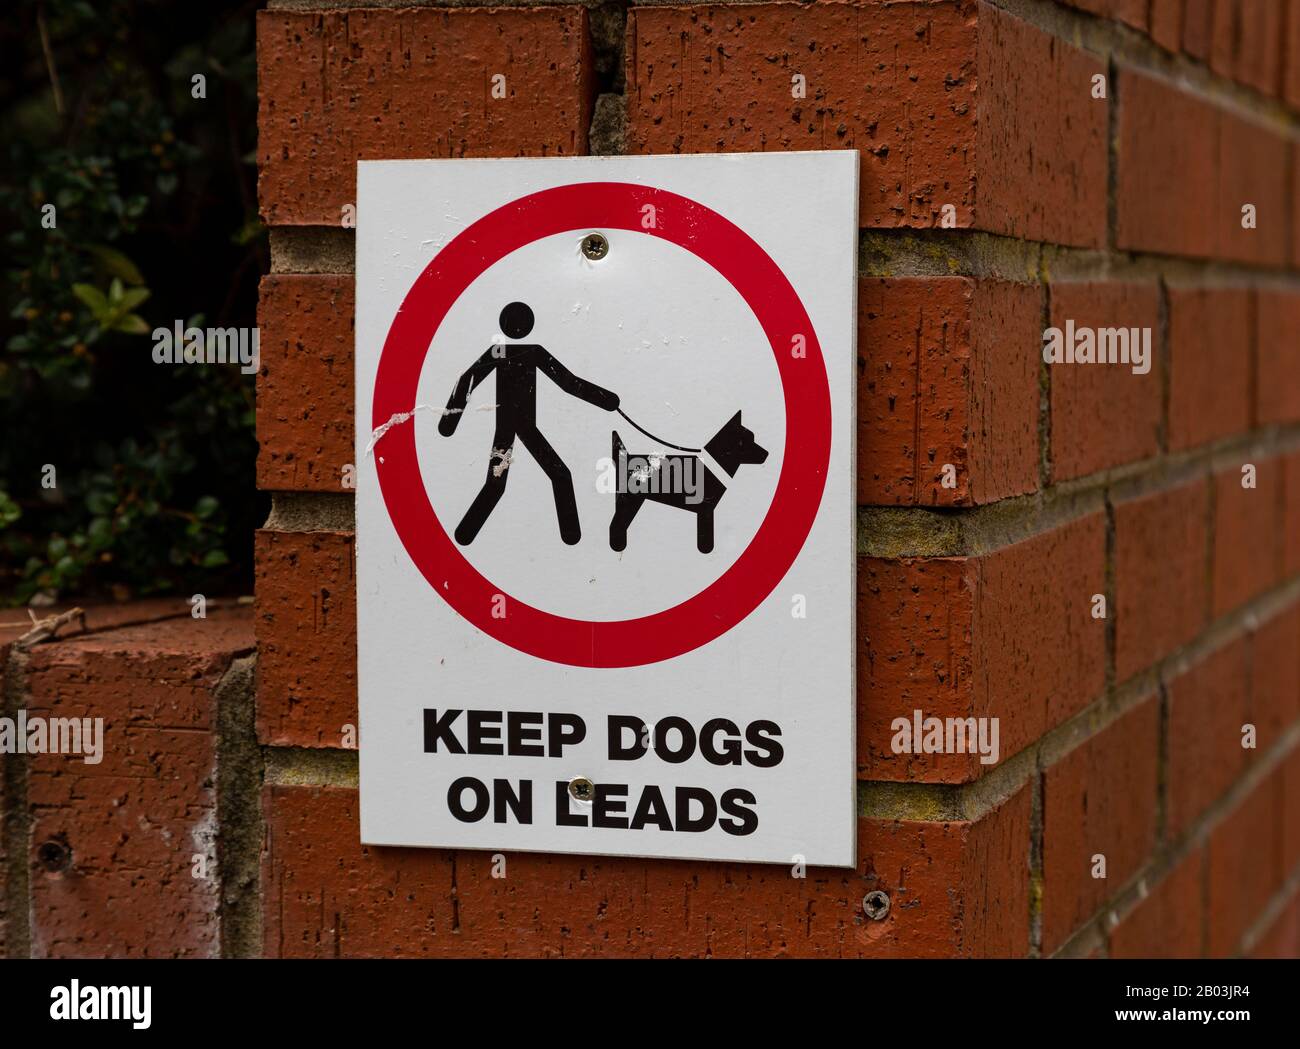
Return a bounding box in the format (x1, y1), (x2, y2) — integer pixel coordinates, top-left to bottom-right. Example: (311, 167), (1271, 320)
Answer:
(372, 181), (831, 668)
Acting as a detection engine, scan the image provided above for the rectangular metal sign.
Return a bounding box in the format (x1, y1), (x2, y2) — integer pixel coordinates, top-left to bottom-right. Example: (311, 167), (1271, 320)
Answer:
(355, 151), (857, 865)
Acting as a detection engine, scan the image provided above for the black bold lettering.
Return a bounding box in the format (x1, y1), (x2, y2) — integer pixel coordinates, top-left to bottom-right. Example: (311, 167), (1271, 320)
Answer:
(424, 709), (465, 754)
(448, 776), (489, 822)
(466, 709), (503, 755)
(548, 714), (586, 756)
(608, 715), (647, 760)
(745, 720), (784, 767)
(719, 788), (758, 836)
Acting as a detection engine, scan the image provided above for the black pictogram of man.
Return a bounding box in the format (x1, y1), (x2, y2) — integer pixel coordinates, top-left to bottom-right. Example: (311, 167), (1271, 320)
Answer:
(438, 301), (619, 545)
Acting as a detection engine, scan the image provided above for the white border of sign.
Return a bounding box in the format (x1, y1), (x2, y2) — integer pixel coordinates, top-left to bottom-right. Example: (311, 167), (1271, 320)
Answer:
(355, 151), (858, 867)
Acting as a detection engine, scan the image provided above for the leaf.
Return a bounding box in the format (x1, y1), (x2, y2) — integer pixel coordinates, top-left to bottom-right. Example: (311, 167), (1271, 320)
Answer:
(200, 549), (229, 568)
(113, 314), (151, 335)
(85, 244), (145, 285)
(119, 287), (151, 311)
(72, 283), (108, 314)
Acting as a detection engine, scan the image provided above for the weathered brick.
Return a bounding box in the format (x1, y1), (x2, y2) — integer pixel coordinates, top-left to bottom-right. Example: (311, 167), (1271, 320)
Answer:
(257, 8), (594, 225)
(971, 514), (1109, 762)
(1286, 0), (1300, 110)
(1213, 458), (1281, 618)
(1113, 478), (1210, 681)
(262, 781), (1031, 957)
(1285, 452), (1300, 576)
(257, 276), (354, 492)
(1041, 697), (1160, 954)
(1116, 70), (1288, 264)
(1148, 0), (1184, 53)
(1060, 0), (1148, 32)
(1234, 0), (1284, 96)
(859, 556), (975, 782)
(1182, 0), (1214, 61)
(1048, 282), (1162, 480)
(1256, 291), (1300, 427)
(23, 610), (253, 957)
(255, 530), (357, 748)
(627, 3), (1107, 245)
(1109, 847), (1205, 958)
(1281, 746), (1300, 876)
(1216, 109), (1290, 266)
(862, 513), (1106, 782)
(1206, 775), (1283, 957)
(1249, 893), (1299, 959)
(857, 277), (1040, 507)
(1117, 70), (1217, 258)
(626, 2), (975, 228)
(1166, 636), (1251, 838)
(975, 3), (1108, 248)
(1166, 286), (1252, 451)
(1250, 605), (1300, 756)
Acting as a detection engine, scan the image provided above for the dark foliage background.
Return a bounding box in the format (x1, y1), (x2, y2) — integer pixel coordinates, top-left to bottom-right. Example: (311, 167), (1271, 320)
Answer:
(1, 0), (264, 605)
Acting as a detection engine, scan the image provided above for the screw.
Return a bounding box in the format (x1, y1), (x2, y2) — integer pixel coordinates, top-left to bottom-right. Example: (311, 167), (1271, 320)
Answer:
(568, 776), (595, 802)
(38, 839), (71, 874)
(581, 232), (609, 261)
(862, 889), (890, 921)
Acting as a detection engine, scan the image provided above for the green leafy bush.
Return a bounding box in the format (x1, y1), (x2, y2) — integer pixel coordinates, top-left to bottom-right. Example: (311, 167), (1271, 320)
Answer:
(1, 0), (265, 603)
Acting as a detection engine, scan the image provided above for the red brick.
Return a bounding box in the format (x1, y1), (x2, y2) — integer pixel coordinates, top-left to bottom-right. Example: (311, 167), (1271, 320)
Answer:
(627, 3), (1107, 246)
(1281, 746), (1300, 877)
(255, 530), (357, 748)
(971, 514), (1109, 762)
(1256, 291), (1300, 426)
(257, 8), (594, 225)
(857, 278), (1040, 507)
(1149, 0), (1184, 53)
(1286, 1), (1300, 110)
(1209, 0), (1240, 80)
(1116, 71), (1290, 265)
(1213, 459), (1281, 618)
(1292, 146), (1300, 267)
(1285, 452), (1300, 576)
(975, 3), (1108, 248)
(862, 514), (1106, 783)
(1250, 606), (1300, 755)
(1114, 478), (1210, 681)
(1216, 110), (1290, 266)
(1110, 847), (1206, 958)
(257, 276), (354, 492)
(1166, 637), (1251, 837)
(1060, 0), (1148, 31)
(1249, 893), (1299, 958)
(1042, 698), (1160, 954)
(1048, 282), (1162, 480)
(1166, 287), (1252, 451)
(859, 556), (975, 782)
(1117, 70), (1216, 258)
(968, 281), (1045, 504)
(1182, 0), (1214, 61)
(1234, 0), (1285, 96)
(626, 2), (977, 229)
(24, 609), (253, 957)
(1207, 776), (1283, 957)
(262, 781), (1030, 957)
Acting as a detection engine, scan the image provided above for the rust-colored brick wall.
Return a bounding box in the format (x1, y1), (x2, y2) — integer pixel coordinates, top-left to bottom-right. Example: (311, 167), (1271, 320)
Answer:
(4, 0), (1298, 960)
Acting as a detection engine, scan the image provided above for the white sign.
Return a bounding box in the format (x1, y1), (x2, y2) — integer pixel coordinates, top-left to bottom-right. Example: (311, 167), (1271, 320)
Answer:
(355, 152), (858, 866)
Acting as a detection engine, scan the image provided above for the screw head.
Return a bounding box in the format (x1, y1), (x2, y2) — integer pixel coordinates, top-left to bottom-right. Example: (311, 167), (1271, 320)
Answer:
(581, 232), (609, 261)
(568, 776), (595, 802)
(862, 889), (890, 921)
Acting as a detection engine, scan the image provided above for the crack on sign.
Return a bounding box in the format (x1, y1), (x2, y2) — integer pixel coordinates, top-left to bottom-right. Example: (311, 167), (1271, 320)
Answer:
(364, 403), (499, 458)
(490, 445), (513, 477)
